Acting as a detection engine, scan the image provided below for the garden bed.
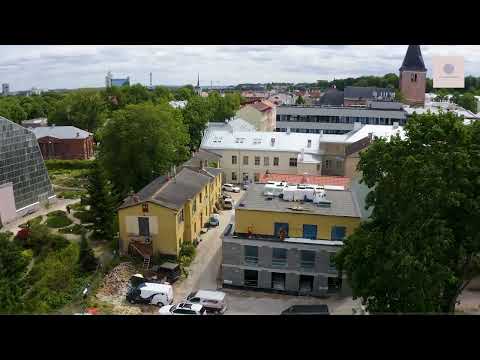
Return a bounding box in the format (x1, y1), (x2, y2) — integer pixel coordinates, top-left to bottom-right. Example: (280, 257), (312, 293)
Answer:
(45, 210), (73, 228)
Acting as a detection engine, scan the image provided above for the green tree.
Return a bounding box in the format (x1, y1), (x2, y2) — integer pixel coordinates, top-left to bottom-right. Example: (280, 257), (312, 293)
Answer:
(0, 233), (29, 314)
(336, 112), (480, 313)
(99, 103), (190, 197)
(455, 93), (477, 113)
(85, 159), (117, 240)
(182, 96), (214, 150)
(0, 97), (28, 122)
(295, 95), (305, 105)
(78, 233), (98, 273)
(174, 86), (195, 101)
(48, 90), (107, 132)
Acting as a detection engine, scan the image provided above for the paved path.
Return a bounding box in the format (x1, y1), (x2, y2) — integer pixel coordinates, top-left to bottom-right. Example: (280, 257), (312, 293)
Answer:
(0, 198), (80, 235)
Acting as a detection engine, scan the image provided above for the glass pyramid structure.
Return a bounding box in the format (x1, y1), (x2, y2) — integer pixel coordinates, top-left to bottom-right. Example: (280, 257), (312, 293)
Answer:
(0, 116), (54, 211)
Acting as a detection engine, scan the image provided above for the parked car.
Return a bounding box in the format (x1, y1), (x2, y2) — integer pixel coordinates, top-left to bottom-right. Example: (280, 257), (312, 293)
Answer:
(158, 302), (207, 315)
(150, 262), (181, 284)
(222, 192), (232, 200)
(208, 214), (220, 227)
(186, 290), (227, 313)
(281, 305), (330, 315)
(126, 277), (174, 307)
(222, 183), (240, 193)
(243, 184), (249, 190)
(222, 198), (233, 209)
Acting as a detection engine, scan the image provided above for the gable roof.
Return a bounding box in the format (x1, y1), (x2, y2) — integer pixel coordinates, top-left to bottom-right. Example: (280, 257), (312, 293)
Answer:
(248, 100), (274, 112)
(31, 126), (92, 140)
(399, 45), (427, 72)
(317, 88), (344, 106)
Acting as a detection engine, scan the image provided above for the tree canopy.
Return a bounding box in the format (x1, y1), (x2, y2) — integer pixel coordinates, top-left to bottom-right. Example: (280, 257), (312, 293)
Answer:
(336, 112), (480, 313)
(98, 103), (190, 197)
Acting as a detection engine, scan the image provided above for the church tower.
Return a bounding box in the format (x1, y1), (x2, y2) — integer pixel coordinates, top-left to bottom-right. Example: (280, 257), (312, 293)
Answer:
(399, 45), (427, 106)
(195, 73), (202, 95)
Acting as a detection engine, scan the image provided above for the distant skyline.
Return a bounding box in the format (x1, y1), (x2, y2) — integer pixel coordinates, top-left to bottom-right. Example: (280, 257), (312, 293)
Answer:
(1, 45), (480, 91)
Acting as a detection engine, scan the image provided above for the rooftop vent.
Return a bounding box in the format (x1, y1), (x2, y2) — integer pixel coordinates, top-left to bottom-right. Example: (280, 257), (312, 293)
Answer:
(393, 122), (399, 129)
(270, 137), (276, 146)
(307, 139), (312, 148)
(286, 128), (291, 134)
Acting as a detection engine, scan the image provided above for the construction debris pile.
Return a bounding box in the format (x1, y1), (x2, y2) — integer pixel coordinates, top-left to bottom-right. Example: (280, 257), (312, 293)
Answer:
(97, 262), (137, 297)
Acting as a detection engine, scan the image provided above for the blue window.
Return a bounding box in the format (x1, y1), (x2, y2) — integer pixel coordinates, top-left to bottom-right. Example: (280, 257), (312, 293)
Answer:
(274, 223), (289, 238)
(331, 226), (346, 241)
(303, 224), (317, 240)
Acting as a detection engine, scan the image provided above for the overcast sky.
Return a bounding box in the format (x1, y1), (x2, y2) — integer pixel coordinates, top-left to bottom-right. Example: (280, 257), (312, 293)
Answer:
(1, 45), (480, 91)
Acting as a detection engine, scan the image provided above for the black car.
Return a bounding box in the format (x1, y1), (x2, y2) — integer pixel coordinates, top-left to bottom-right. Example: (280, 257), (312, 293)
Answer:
(151, 262), (181, 284)
(281, 305), (330, 315)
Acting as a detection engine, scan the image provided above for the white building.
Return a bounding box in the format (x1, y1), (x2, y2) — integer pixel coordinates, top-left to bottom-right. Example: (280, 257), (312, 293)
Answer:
(169, 100), (188, 109)
(201, 124), (405, 183)
(403, 103), (480, 122)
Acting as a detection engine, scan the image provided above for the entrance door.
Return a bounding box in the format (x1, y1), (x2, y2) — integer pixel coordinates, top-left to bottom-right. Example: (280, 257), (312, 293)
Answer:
(138, 217), (150, 237)
(303, 224), (317, 240)
(274, 223), (289, 238)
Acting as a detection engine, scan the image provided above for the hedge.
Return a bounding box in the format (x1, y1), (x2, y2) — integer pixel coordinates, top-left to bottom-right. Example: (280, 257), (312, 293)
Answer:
(45, 159), (94, 171)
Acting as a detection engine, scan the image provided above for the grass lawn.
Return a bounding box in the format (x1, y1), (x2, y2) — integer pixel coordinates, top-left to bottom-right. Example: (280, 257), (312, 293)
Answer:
(58, 224), (86, 235)
(45, 211), (73, 228)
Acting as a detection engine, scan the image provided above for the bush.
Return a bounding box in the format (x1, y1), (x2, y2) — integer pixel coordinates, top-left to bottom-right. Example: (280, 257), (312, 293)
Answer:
(45, 159), (94, 171)
(58, 224), (86, 235)
(70, 203), (86, 211)
(179, 241), (196, 258)
(74, 211), (94, 224)
(45, 213), (73, 228)
(19, 215), (44, 229)
(19, 224), (69, 258)
(47, 210), (67, 217)
(57, 190), (86, 199)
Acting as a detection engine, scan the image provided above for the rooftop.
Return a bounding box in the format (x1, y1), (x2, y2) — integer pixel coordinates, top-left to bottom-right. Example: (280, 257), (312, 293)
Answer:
(248, 100), (275, 112)
(277, 105), (406, 119)
(236, 183), (361, 218)
(31, 126), (92, 140)
(206, 117), (256, 132)
(399, 45), (427, 72)
(344, 86), (395, 100)
(259, 173), (351, 188)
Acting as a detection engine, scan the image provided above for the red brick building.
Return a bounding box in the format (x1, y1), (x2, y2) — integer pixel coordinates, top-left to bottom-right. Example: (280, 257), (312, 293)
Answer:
(32, 126), (94, 160)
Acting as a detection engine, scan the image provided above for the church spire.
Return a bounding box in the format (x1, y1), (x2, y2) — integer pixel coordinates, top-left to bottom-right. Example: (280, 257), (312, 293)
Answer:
(197, 73), (200, 88)
(399, 45), (427, 72)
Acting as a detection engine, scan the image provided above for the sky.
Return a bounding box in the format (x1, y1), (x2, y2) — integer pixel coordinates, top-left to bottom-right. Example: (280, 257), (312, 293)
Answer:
(1, 45), (480, 91)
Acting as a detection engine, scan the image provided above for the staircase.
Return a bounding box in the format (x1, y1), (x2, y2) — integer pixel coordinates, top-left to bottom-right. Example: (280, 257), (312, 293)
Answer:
(143, 256), (151, 269)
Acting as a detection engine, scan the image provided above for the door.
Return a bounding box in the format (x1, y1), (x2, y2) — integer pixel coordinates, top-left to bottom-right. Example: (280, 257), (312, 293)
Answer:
(303, 224), (317, 240)
(138, 217), (150, 237)
(274, 223), (289, 238)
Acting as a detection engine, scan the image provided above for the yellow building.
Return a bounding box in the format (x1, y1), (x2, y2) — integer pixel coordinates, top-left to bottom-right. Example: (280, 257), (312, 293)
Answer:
(118, 155), (222, 261)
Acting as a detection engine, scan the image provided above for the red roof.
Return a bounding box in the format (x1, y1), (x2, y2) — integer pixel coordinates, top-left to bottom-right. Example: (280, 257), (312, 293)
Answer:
(259, 173), (351, 188)
(249, 100), (274, 112)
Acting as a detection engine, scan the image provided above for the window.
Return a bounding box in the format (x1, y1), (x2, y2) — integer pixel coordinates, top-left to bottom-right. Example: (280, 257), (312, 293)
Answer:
(316, 164), (321, 172)
(232, 155), (237, 165)
(289, 158), (297, 167)
(331, 226), (346, 241)
(243, 156), (248, 165)
(244, 245), (258, 265)
(274, 223), (289, 238)
(325, 160), (332, 169)
(307, 139), (312, 148)
(138, 217), (150, 237)
(254, 173), (260, 182)
(328, 277), (342, 293)
(192, 199), (197, 214)
(273, 157), (279, 166)
(142, 203), (149, 213)
(178, 209), (184, 224)
(272, 248), (288, 267)
(243, 173), (249, 181)
(244, 270), (258, 287)
(232, 172), (237, 181)
(271, 272), (286, 290)
(329, 253), (337, 272)
(264, 157), (269, 166)
(303, 224), (317, 239)
(300, 250), (315, 269)
(336, 160), (343, 170)
(254, 156), (260, 166)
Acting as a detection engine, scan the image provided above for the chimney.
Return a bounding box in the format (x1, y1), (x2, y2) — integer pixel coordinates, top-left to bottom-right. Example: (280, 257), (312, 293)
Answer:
(76, 132), (80, 138)
(393, 122), (399, 129)
(319, 130), (323, 137)
(307, 139), (312, 148)
(286, 128), (291, 134)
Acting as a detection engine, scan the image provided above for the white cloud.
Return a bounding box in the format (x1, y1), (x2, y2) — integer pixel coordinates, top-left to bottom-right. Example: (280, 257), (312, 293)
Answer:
(0, 45), (479, 91)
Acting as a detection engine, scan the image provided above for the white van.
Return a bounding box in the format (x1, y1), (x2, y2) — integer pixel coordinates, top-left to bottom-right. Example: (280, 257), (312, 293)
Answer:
(186, 290), (227, 313)
(126, 282), (174, 307)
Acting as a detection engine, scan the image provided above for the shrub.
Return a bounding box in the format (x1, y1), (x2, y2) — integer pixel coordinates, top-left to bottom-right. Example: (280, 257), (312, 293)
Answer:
(179, 241), (196, 258)
(45, 159), (94, 171)
(47, 210), (67, 218)
(19, 215), (44, 229)
(20, 224), (69, 258)
(45, 213), (73, 228)
(70, 203), (86, 211)
(57, 190), (86, 199)
(78, 233), (98, 273)
(74, 211), (94, 224)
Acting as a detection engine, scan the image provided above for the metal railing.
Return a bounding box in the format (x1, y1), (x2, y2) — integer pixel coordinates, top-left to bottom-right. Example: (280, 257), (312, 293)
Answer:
(244, 279), (258, 287)
(271, 258), (287, 268)
(300, 260), (315, 270)
(244, 256), (258, 265)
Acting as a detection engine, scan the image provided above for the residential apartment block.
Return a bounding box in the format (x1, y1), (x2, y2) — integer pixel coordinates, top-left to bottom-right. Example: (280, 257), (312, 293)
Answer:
(222, 183), (362, 296)
(118, 152), (223, 264)
(200, 124), (405, 183)
(276, 104), (406, 134)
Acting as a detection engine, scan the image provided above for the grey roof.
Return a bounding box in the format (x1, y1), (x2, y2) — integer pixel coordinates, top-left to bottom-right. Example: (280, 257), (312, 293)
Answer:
(399, 45), (427, 72)
(277, 105), (406, 120)
(344, 86), (394, 100)
(182, 148), (222, 168)
(366, 100), (404, 110)
(236, 184), (361, 218)
(119, 167), (216, 211)
(31, 126), (92, 140)
(350, 176), (373, 220)
(317, 89), (344, 106)
(206, 117), (256, 132)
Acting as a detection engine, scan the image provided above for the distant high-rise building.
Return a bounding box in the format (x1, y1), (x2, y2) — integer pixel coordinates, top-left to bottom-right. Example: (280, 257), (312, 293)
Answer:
(399, 45), (427, 106)
(2, 83), (9, 96)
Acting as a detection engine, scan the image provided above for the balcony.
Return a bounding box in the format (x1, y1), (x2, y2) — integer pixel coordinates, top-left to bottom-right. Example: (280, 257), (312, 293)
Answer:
(271, 258), (287, 268)
(300, 260), (315, 270)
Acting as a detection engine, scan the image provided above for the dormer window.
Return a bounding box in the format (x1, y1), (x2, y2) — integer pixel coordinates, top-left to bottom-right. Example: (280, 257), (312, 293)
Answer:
(307, 139), (312, 148)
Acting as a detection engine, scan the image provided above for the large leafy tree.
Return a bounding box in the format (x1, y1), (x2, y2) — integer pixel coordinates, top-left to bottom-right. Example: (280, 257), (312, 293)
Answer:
(78, 233), (98, 273)
(336, 112), (480, 313)
(48, 90), (107, 132)
(182, 96), (214, 150)
(85, 159), (117, 240)
(0, 97), (28, 122)
(0, 233), (29, 314)
(98, 103), (190, 197)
